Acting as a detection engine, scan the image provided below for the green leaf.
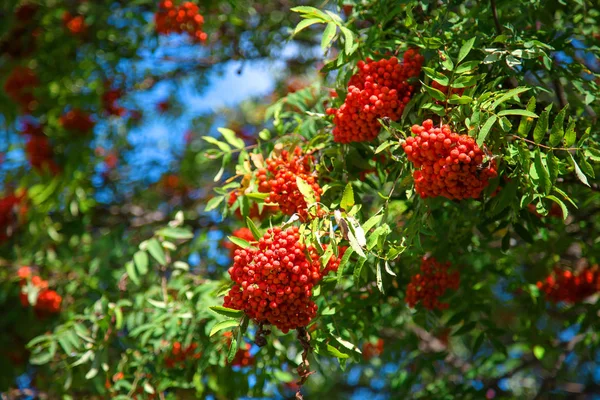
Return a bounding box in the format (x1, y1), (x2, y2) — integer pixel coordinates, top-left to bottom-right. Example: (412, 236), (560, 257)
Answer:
(336, 247), (354, 285)
(245, 217), (262, 241)
(533, 151), (551, 195)
(497, 109), (538, 118)
(533, 345), (545, 360)
(157, 227), (194, 240)
(375, 140), (395, 154)
(296, 176), (316, 205)
(569, 153), (590, 187)
(205, 195), (224, 211)
(133, 251), (149, 275)
(376, 261), (384, 293)
(545, 195), (568, 220)
(202, 136), (231, 153)
(291, 6), (328, 20)
(476, 115), (497, 147)
(549, 104), (568, 147)
(218, 128), (245, 149)
(578, 152), (595, 178)
(325, 344), (349, 359)
(423, 83), (447, 101)
(362, 213), (383, 232)
(210, 320), (239, 337)
(227, 236), (252, 249)
(258, 129), (271, 141)
(586, 147), (600, 162)
(210, 306), (244, 319)
(564, 117), (576, 146)
(455, 60), (480, 74)
(533, 104), (552, 143)
(125, 261), (139, 285)
(321, 22), (337, 52)
(147, 238), (166, 265)
(421, 67), (449, 86)
(340, 26), (355, 55)
(490, 87), (530, 109)
(227, 335), (239, 364)
(457, 37), (476, 64)
(293, 18), (322, 35)
(513, 223), (534, 244)
(517, 97), (536, 137)
(353, 256), (367, 287)
(340, 183), (355, 210)
(546, 151), (559, 184)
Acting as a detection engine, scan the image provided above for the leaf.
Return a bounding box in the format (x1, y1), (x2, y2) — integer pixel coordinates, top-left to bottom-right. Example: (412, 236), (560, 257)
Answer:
(147, 298), (166, 309)
(564, 117), (576, 146)
(421, 67), (449, 86)
(517, 97), (536, 137)
(362, 213), (383, 232)
(340, 26), (355, 55)
(293, 18), (322, 35)
(423, 84), (447, 101)
(321, 22), (337, 52)
(227, 335), (239, 364)
(514, 223), (534, 244)
(375, 140), (394, 154)
(202, 136), (231, 153)
(533, 151), (551, 195)
(545, 195), (568, 220)
(376, 261), (384, 293)
(546, 151), (559, 184)
(457, 37), (476, 64)
(296, 176), (316, 205)
(549, 104), (568, 147)
(384, 260), (396, 277)
(476, 115), (497, 147)
(144, 382), (155, 395)
(227, 236), (252, 249)
(347, 229), (366, 258)
(336, 247), (354, 285)
(85, 367), (98, 380)
(147, 238), (166, 265)
(497, 109), (538, 118)
(209, 306), (244, 319)
(586, 147), (600, 162)
(290, 6), (328, 20)
(157, 227), (194, 240)
(325, 344), (349, 359)
(245, 217), (261, 241)
(205, 195), (224, 211)
(455, 60), (480, 74)
(210, 320), (239, 337)
(217, 128), (245, 149)
(533, 345), (545, 360)
(353, 257), (367, 287)
(533, 104), (552, 143)
(490, 87), (530, 109)
(569, 153), (590, 187)
(133, 251), (149, 275)
(340, 183), (355, 210)
(125, 261), (139, 285)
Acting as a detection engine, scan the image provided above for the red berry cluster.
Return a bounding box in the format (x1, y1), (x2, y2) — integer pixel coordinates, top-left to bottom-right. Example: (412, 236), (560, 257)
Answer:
(0, 191), (27, 242)
(60, 108), (95, 134)
(24, 135), (60, 174)
(405, 256), (460, 310)
(536, 266), (600, 304)
(18, 266), (62, 316)
(155, 1), (208, 43)
(224, 228), (256, 258)
(223, 227), (341, 333)
(402, 119), (498, 200)
(326, 49), (424, 143)
(63, 12), (87, 35)
(223, 332), (254, 367)
(362, 338), (384, 361)
(102, 83), (126, 117)
(159, 173), (189, 197)
(164, 341), (201, 368)
(4, 66), (38, 112)
(257, 147), (324, 221)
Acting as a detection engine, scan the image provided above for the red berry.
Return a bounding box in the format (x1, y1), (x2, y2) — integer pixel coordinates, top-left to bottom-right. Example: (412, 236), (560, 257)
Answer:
(405, 256), (460, 310)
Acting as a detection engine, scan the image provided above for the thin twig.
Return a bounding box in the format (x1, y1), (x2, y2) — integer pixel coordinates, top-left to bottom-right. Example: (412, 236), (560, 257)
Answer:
(490, 0), (502, 34)
(510, 135), (583, 151)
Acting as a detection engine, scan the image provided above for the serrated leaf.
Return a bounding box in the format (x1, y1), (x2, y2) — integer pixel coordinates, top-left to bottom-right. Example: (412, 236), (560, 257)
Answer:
(547, 151), (559, 184)
(353, 256), (366, 287)
(340, 183), (355, 210)
(586, 147), (600, 162)
(340, 26), (355, 55)
(325, 344), (349, 359)
(296, 176), (316, 205)
(545, 195), (568, 220)
(422, 67), (449, 86)
(476, 115), (497, 147)
(293, 18), (322, 35)
(564, 117), (576, 146)
(533, 104), (552, 143)
(549, 104), (568, 147)
(457, 37), (476, 64)
(569, 153), (590, 187)
(227, 336), (239, 364)
(133, 251), (148, 276)
(210, 306), (244, 319)
(490, 87), (530, 109)
(245, 217), (262, 240)
(517, 97), (536, 137)
(362, 213), (383, 232)
(423, 83), (447, 101)
(533, 151), (551, 195)
(147, 238), (166, 265)
(228, 236), (252, 249)
(321, 22), (337, 52)
(498, 109), (538, 118)
(210, 320), (239, 337)
(218, 128), (245, 149)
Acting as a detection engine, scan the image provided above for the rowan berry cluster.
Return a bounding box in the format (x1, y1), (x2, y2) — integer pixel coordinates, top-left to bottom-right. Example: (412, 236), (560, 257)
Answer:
(402, 119), (498, 200)
(4, 66), (38, 112)
(536, 266), (600, 304)
(155, 1), (208, 43)
(63, 12), (87, 35)
(102, 83), (126, 116)
(223, 332), (254, 367)
(257, 147), (324, 221)
(0, 191), (27, 242)
(223, 227), (341, 333)
(60, 108), (95, 134)
(326, 49), (424, 143)
(362, 338), (384, 361)
(405, 256), (460, 310)
(224, 227), (256, 258)
(18, 266), (62, 316)
(164, 341), (201, 368)
(19, 122), (60, 174)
